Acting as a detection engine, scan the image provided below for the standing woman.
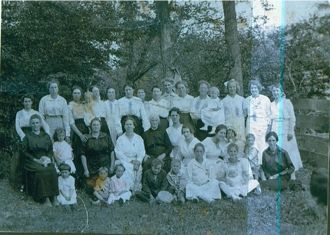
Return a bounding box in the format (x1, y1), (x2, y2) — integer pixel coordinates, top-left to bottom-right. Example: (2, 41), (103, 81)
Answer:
(270, 84), (302, 179)
(222, 79), (246, 141)
(190, 80), (210, 141)
(38, 79), (70, 139)
(22, 114), (58, 205)
(172, 81), (195, 131)
(244, 79), (271, 163)
(166, 107), (183, 159)
(81, 118), (114, 200)
(115, 117), (146, 191)
(104, 87), (123, 145)
(68, 86), (89, 187)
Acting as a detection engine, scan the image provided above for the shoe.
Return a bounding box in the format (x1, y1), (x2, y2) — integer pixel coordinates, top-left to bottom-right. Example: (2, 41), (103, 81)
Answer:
(209, 127), (216, 135)
(200, 126), (208, 131)
(90, 198), (100, 205)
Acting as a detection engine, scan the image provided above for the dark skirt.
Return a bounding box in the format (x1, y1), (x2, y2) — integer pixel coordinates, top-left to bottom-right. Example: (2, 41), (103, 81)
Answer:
(121, 115), (143, 136)
(260, 175), (291, 191)
(24, 164), (59, 202)
(100, 117), (110, 136)
(72, 118), (89, 188)
(195, 119), (211, 141)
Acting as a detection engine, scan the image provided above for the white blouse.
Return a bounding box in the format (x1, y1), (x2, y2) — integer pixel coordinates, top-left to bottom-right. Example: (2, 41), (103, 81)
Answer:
(104, 100), (122, 134)
(222, 94), (245, 120)
(202, 137), (229, 160)
(166, 124), (183, 147)
(68, 101), (85, 125)
(148, 98), (170, 118)
(172, 94), (194, 113)
(115, 133), (146, 165)
(244, 94), (271, 122)
(186, 158), (211, 185)
(190, 96), (210, 120)
(178, 137), (200, 166)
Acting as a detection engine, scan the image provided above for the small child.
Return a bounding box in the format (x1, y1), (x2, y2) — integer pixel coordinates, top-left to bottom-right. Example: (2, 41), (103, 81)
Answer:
(57, 163), (77, 207)
(166, 159), (186, 203)
(200, 86), (225, 134)
(108, 164), (132, 205)
(53, 128), (76, 174)
(93, 167), (112, 204)
(136, 159), (169, 204)
(226, 128), (245, 157)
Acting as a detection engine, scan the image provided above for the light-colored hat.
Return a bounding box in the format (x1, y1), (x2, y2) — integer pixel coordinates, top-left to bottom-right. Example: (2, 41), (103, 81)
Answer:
(156, 191), (174, 203)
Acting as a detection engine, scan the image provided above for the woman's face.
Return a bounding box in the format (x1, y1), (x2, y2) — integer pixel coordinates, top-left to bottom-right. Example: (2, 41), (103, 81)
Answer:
(91, 120), (101, 133)
(194, 146), (204, 162)
(107, 88), (116, 100)
(137, 89), (145, 100)
(199, 83), (208, 97)
(150, 117), (159, 130)
(170, 111), (180, 124)
(182, 128), (192, 140)
(250, 84), (260, 97)
(228, 82), (237, 96)
(124, 119), (135, 133)
(49, 83), (59, 96)
(152, 88), (162, 100)
(92, 87), (100, 99)
(23, 98), (32, 110)
(215, 128), (227, 141)
(115, 166), (125, 178)
(228, 147), (238, 162)
(176, 84), (187, 97)
(163, 82), (172, 93)
(30, 118), (41, 132)
(125, 86), (134, 98)
(72, 89), (82, 102)
(246, 136), (255, 147)
(267, 135), (278, 150)
(272, 87), (281, 100)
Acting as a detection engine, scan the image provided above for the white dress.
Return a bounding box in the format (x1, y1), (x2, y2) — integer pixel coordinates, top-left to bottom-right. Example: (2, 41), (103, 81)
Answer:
(186, 158), (221, 202)
(15, 109), (50, 141)
(190, 96), (210, 120)
(166, 124), (183, 158)
(177, 137), (200, 166)
(270, 99), (303, 171)
(117, 96), (150, 131)
(115, 133), (146, 189)
(222, 94), (246, 140)
(148, 98), (170, 118)
(57, 175), (77, 205)
(38, 95), (70, 137)
(244, 94), (271, 164)
(104, 99), (123, 145)
(107, 175), (132, 204)
(172, 94), (194, 114)
(200, 97), (225, 127)
(202, 137), (229, 179)
(53, 141), (76, 173)
(219, 159), (259, 199)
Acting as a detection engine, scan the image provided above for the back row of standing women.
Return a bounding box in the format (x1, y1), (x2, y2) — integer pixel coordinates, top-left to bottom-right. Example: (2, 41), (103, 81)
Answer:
(15, 78), (303, 203)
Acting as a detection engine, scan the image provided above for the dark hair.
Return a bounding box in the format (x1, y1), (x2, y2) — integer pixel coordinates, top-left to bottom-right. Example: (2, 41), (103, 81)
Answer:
(194, 143), (205, 152)
(226, 128), (237, 138)
(169, 107), (181, 116)
(227, 143), (239, 153)
(182, 125), (194, 135)
(106, 86), (116, 92)
(124, 116), (136, 127)
(90, 117), (101, 127)
(215, 124), (227, 134)
(29, 114), (42, 123)
(59, 163), (71, 172)
(123, 83), (134, 91)
(265, 131), (279, 142)
(151, 85), (161, 92)
(198, 80), (210, 89)
(115, 163), (125, 172)
(72, 85), (83, 95)
(151, 158), (163, 167)
(248, 79), (263, 91)
(246, 133), (255, 140)
(47, 79), (60, 89)
(21, 94), (34, 103)
(226, 79), (240, 93)
(54, 127), (65, 142)
(175, 81), (188, 89)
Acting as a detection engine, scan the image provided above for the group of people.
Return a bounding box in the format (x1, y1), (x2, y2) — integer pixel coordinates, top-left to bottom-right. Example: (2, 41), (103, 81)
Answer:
(14, 77), (303, 206)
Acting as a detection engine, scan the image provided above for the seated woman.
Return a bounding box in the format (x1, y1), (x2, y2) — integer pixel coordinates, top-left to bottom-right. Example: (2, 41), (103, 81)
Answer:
(22, 114), (58, 205)
(261, 132), (295, 191)
(81, 118), (114, 201)
(115, 117), (146, 193)
(186, 143), (221, 203)
(142, 114), (172, 173)
(218, 143), (260, 201)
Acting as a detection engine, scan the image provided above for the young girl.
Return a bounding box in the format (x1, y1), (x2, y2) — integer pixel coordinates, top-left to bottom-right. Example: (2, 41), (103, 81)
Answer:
(218, 143), (259, 201)
(244, 134), (265, 183)
(53, 128), (76, 174)
(166, 159), (186, 203)
(57, 163), (77, 206)
(200, 86), (225, 134)
(108, 164), (132, 205)
(93, 167), (112, 204)
(226, 128), (245, 157)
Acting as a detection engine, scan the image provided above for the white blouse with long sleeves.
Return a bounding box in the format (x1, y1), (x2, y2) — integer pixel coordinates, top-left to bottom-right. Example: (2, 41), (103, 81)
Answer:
(178, 137), (200, 166)
(148, 98), (170, 118)
(172, 94), (194, 113)
(190, 96), (210, 120)
(104, 99), (122, 135)
(186, 158), (211, 185)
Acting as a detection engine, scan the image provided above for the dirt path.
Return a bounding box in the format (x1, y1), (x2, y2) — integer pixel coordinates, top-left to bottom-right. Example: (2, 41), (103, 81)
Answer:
(0, 168), (326, 234)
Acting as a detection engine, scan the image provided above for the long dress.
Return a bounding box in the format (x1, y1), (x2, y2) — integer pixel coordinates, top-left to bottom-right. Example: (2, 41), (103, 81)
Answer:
(115, 133), (146, 190)
(53, 141), (76, 173)
(22, 132), (59, 202)
(57, 175), (77, 205)
(270, 98), (303, 171)
(107, 175), (132, 204)
(245, 94), (271, 164)
(222, 94), (246, 141)
(202, 137), (229, 179)
(166, 124), (183, 159)
(104, 99), (123, 145)
(186, 158), (221, 202)
(38, 95), (70, 138)
(200, 97), (225, 127)
(219, 159), (259, 199)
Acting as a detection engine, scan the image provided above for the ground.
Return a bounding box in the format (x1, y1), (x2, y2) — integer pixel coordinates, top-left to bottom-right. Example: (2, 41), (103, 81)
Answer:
(0, 166), (326, 235)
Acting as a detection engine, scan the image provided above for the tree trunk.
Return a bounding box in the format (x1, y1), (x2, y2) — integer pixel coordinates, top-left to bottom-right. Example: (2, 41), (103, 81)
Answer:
(156, 1), (173, 80)
(222, 1), (244, 95)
